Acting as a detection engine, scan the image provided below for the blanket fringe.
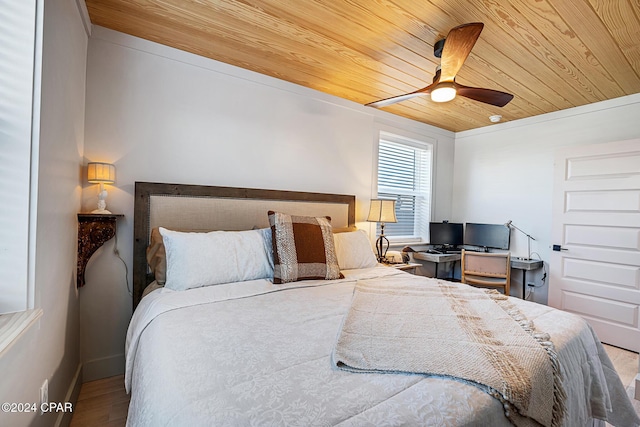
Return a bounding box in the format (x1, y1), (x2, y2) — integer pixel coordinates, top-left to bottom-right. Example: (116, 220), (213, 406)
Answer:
(485, 290), (567, 427)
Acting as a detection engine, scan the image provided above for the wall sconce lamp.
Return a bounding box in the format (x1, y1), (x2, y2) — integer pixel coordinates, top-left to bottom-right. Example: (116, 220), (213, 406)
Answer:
(505, 220), (536, 260)
(87, 162), (116, 214)
(367, 199), (397, 262)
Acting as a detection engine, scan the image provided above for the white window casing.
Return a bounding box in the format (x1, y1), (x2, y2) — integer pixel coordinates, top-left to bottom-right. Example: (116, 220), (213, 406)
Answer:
(375, 131), (433, 244)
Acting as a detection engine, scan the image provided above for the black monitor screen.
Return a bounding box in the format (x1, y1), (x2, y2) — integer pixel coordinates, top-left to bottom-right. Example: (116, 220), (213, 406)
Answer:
(464, 223), (511, 250)
(429, 222), (464, 247)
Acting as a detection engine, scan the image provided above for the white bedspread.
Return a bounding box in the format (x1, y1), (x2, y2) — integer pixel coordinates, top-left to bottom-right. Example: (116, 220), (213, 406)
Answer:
(125, 267), (639, 426)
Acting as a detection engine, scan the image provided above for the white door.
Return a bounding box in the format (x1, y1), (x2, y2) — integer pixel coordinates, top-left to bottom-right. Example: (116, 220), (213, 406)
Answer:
(549, 139), (640, 352)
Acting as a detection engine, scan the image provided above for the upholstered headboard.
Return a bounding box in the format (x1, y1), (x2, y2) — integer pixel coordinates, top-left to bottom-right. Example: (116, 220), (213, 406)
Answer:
(133, 182), (356, 309)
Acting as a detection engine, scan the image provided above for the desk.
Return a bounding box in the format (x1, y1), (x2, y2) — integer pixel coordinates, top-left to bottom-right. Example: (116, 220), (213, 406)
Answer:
(411, 252), (543, 299)
(412, 252), (461, 280)
(510, 258), (544, 299)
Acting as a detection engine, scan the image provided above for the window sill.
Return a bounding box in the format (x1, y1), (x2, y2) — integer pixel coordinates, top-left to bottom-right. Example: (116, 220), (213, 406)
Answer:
(388, 241), (428, 250)
(0, 309), (43, 357)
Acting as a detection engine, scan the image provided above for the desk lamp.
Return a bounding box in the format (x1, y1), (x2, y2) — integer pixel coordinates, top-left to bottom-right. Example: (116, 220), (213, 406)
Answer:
(367, 199), (397, 262)
(505, 220), (535, 260)
(87, 162), (116, 214)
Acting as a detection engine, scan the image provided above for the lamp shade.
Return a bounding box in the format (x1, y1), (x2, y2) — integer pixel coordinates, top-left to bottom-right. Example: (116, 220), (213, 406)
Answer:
(367, 199), (397, 223)
(87, 162), (116, 184)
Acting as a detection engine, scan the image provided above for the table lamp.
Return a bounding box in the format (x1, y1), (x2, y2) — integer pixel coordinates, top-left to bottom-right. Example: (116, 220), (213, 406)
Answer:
(505, 220), (535, 260)
(367, 199), (397, 262)
(87, 162), (116, 214)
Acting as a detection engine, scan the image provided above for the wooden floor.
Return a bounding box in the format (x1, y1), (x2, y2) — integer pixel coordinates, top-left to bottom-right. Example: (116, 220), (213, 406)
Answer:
(604, 344), (639, 388)
(70, 375), (129, 427)
(70, 344), (638, 426)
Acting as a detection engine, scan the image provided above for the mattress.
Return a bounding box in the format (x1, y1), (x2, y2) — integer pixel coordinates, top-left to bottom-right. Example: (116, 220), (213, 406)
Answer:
(125, 267), (639, 426)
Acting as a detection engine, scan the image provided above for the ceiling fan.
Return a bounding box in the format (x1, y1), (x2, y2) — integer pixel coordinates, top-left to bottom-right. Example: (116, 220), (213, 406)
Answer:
(366, 23), (513, 109)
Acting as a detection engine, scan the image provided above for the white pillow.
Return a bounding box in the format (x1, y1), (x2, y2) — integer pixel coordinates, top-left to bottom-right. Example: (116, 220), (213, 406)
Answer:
(333, 230), (378, 270)
(160, 227), (273, 291)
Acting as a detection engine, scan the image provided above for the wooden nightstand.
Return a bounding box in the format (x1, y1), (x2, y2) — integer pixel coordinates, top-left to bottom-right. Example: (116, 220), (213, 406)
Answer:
(386, 262), (421, 274)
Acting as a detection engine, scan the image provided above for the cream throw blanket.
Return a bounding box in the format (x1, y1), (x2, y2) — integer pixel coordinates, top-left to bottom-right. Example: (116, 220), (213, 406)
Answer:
(333, 278), (566, 427)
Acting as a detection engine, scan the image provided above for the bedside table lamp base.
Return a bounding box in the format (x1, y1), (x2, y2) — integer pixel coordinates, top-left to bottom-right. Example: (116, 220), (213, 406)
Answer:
(91, 185), (111, 214)
(367, 199), (398, 264)
(375, 230), (390, 263)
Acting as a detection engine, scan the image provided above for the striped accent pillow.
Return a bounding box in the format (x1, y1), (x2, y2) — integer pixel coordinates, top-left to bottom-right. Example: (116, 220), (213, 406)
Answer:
(268, 211), (342, 284)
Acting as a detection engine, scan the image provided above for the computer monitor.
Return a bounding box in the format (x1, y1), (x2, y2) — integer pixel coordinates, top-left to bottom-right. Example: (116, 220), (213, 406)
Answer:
(429, 222), (464, 248)
(464, 223), (511, 250)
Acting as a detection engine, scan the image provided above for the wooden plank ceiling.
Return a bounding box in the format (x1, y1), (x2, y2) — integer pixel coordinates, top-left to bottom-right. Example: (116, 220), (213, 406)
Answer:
(86, 0), (640, 132)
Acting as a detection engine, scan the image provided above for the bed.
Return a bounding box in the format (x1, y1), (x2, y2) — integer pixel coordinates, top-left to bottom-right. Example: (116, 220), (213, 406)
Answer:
(126, 182), (639, 427)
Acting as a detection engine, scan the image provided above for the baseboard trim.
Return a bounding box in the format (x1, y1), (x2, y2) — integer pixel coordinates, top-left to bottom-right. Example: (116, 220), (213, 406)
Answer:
(82, 353), (125, 382)
(56, 364), (82, 427)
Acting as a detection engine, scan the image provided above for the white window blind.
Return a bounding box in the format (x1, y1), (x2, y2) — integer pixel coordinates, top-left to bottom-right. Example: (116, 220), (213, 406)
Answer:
(0, 0), (38, 313)
(376, 132), (432, 243)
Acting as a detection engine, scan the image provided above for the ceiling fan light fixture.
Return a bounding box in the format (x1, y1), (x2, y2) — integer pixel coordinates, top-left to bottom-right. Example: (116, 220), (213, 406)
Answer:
(366, 23), (513, 111)
(430, 82), (456, 103)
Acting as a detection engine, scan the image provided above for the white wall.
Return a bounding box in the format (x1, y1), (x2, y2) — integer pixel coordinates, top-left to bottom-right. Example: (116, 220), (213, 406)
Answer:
(453, 94), (640, 304)
(81, 26), (456, 379)
(0, 0), (87, 425)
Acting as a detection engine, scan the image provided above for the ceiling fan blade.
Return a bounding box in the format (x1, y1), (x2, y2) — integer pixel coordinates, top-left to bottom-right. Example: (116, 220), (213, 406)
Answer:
(455, 84), (514, 107)
(439, 22), (484, 82)
(365, 83), (435, 108)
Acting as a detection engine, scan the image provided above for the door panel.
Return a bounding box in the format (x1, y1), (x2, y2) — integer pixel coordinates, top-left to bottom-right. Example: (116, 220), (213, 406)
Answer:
(561, 291), (637, 326)
(550, 139), (640, 352)
(566, 190), (640, 212)
(567, 152), (640, 179)
(563, 258), (639, 288)
(565, 225), (640, 251)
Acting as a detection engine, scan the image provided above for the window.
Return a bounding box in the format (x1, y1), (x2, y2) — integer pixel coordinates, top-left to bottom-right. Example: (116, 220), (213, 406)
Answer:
(0, 0), (39, 313)
(375, 131), (432, 243)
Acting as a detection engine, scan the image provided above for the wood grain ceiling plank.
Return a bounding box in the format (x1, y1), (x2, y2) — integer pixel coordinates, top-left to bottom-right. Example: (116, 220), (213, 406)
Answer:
(349, 0), (446, 47)
(510, 0), (626, 99)
(88, 0), (425, 102)
(547, 0), (640, 94)
(235, 0), (442, 101)
(86, 2), (393, 106)
(252, 0), (440, 63)
(467, 0), (608, 104)
(194, 0), (431, 88)
(175, 0), (452, 102)
(588, 0), (640, 76)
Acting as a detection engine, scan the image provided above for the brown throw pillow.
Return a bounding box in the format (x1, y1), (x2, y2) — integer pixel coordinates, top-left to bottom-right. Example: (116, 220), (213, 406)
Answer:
(146, 227), (168, 284)
(268, 211), (342, 284)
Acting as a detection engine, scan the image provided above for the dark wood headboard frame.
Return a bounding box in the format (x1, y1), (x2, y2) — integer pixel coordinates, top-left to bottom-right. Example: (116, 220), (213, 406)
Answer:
(133, 182), (356, 310)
